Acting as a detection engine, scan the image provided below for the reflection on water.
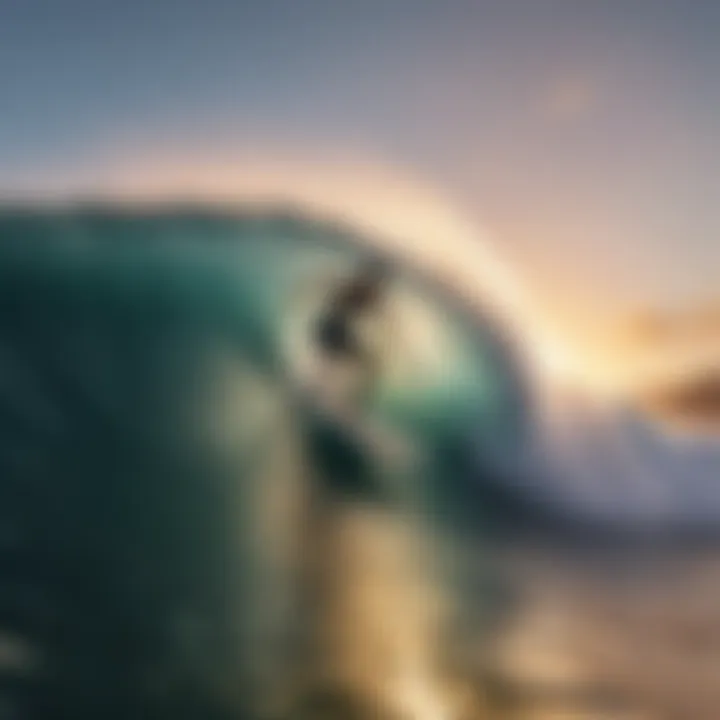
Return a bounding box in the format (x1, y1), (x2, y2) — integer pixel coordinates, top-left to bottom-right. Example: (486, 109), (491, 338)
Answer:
(481, 544), (720, 719)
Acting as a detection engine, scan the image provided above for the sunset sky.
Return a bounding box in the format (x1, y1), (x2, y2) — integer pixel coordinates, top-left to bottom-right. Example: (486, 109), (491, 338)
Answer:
(1, 0), (718, 384)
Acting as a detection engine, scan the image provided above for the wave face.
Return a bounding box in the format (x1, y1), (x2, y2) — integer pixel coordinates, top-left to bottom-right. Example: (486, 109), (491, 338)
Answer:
(1, 207), (719, 718)
(0, 207), (529, 718)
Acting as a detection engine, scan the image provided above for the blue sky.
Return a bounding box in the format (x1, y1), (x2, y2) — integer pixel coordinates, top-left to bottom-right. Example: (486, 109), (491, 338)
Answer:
(1, 0), (718, 345)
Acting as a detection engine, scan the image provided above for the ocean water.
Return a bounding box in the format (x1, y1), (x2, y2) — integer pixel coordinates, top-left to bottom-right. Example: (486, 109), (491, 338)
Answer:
(0, 207), (717, 720)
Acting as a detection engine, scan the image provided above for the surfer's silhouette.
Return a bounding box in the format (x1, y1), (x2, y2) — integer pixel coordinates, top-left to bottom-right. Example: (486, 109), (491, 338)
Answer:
(313, 257), (391, 409)
(286, 254), (417, 508)
(300, 257), (409, 505)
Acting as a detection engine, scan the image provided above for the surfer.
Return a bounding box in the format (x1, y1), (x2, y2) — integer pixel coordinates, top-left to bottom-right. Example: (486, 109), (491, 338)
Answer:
(285, 254), (418, 507)
(304, 257), (422, 499)
(312, 257), (392, 409)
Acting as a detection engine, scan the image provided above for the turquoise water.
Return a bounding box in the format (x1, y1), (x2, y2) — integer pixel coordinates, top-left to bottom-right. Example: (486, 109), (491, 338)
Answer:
(0, 207), (528, 718)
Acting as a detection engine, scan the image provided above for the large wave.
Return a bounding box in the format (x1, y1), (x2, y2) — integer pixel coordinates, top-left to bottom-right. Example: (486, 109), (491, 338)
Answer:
(0, 206), (530, 718)
(0, 206), (718, 719)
